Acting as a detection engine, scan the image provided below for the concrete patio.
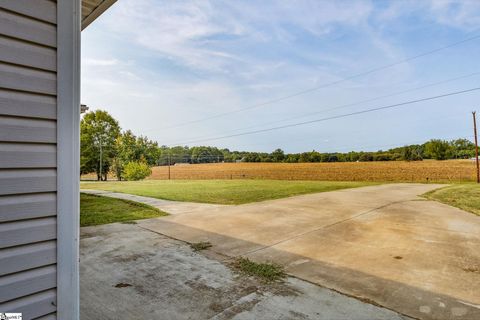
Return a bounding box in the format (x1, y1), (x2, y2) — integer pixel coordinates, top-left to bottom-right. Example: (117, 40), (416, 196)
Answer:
(80, 223), (411, 319)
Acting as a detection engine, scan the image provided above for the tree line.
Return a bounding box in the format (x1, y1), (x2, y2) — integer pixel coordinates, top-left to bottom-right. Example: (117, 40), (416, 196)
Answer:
(81, 110), (476, 180)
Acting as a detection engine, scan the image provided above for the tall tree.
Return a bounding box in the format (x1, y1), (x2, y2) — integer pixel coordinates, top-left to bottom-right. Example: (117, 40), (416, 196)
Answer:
(424, 139), (451, 160)
(270, 148), (285, 162)
(450, 138), (475, 159)
(80, 110), (120, 180)
(113, 130), (138, 180)
(136, 135), (161, 165)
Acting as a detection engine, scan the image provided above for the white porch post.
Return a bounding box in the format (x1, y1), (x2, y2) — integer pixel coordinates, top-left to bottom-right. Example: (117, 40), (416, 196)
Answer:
(57, 0), (81, 318)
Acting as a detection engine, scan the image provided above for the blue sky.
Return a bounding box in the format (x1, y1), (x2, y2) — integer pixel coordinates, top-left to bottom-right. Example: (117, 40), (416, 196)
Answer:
(81, 0), (480, 153)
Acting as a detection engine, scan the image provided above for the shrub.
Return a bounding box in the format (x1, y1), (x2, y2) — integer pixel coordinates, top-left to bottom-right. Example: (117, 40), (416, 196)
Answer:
(123, 161), (152, 181)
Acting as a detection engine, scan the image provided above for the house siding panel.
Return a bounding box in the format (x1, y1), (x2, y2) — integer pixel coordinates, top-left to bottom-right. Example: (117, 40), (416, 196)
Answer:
(0, 218), (57, 249)
(0, 89), (56, 119)
(0, 241), (57, 277)
(0, 36), (57, 71)
(0, 143), (56, 168)
(0, 63), (56, 96)
(0, 0), (57, 24)
(0, 116), (56, 143)
(0, 9), (56, 47)
(0, 169), (57, 196)
(0, 290), (56, 319)
(34, 314), (57, 320)
(0, 193), (56, 223)
(0, 1), (58, 318)
(0, 265), (57, 303)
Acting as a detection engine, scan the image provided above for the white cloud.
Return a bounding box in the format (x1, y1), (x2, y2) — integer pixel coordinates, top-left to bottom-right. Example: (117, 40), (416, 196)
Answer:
(84, 58), (119, 66)
(99, 0), (376, 73)
(427, 0), (480, 30)
(101, 0), (246, 72)
(378, 0), (480, 31)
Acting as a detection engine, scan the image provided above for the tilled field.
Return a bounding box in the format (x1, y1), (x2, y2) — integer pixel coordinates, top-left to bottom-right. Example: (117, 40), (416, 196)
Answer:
(149, 160), (475, 182)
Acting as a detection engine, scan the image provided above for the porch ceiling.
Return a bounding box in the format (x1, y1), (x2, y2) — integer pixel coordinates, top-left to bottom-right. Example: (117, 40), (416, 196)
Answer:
(82, 0), (117, 30)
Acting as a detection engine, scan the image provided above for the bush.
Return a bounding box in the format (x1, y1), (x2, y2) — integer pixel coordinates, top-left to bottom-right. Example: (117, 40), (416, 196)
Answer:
(123, 161), (152, 181)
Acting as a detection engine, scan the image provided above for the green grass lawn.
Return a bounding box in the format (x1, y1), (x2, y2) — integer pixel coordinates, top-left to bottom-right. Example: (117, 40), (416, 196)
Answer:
(80, 193), (167, 227)
(80, 180), (376, 205)
(423, 184), (480, 216)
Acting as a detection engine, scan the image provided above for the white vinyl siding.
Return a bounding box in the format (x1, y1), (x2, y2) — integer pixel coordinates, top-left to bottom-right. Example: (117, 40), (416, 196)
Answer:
(0, 290), (56, 320)
(0, 1), (58, 319)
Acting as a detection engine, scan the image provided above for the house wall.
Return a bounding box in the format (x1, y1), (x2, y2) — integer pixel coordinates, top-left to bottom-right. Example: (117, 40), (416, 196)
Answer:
(0, 1), (61, 319)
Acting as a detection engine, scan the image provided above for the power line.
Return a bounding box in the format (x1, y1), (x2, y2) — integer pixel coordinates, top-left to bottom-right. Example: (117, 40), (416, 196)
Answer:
(170, 87), (480, 146)
(167, 71), (480, 145)
(220, 113), (470, 151)
(144, 32), (480, 133)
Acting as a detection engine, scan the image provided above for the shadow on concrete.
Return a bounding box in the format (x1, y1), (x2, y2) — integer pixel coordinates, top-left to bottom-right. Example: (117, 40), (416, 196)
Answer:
(138, 218), (480, 320)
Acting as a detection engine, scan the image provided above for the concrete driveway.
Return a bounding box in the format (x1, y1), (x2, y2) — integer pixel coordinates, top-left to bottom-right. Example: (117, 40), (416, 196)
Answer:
(138, 184), (480, 320)
(81, 223), (410, 320)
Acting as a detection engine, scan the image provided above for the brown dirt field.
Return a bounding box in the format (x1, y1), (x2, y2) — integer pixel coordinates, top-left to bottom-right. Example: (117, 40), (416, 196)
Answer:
(148, 160), (476, 182)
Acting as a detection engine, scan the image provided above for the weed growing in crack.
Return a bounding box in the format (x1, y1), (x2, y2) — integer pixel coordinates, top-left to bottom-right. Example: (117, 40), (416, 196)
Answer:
(190, 241), (213, 251)
(233, 257), (285, 282)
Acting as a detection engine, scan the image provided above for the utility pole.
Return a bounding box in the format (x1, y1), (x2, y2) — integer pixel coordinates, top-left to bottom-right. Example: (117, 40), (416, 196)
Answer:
(168, 153), (171, 180)
(99, 143), (103, 181)
(473, 111), (479, 183)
